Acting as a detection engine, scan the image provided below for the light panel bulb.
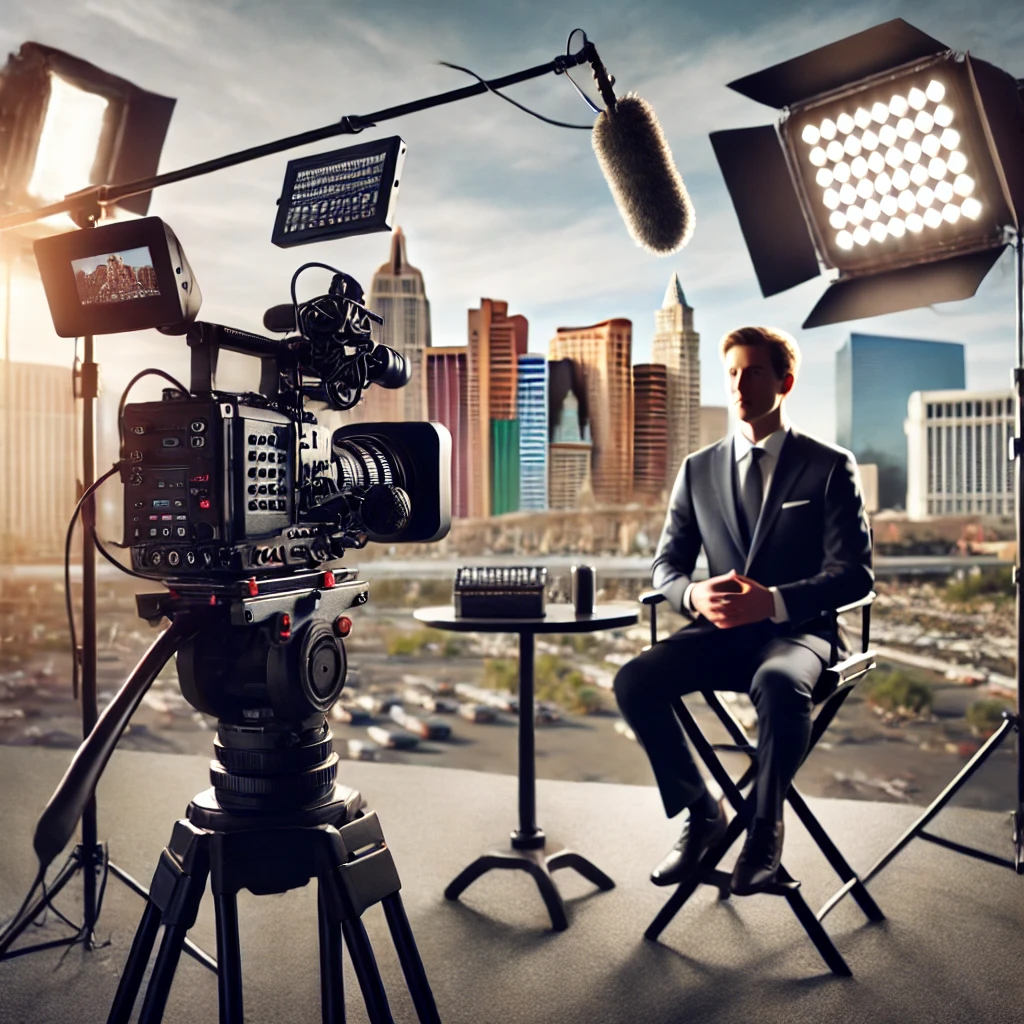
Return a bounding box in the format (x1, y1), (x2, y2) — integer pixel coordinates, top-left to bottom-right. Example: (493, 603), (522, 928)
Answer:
(802, 124), (821, 145)
(889, 94), (909, 117)
(953, 173), (975, 197)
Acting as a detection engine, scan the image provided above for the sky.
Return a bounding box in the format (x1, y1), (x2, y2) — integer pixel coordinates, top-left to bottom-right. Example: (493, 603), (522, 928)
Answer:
(2, 0), (1023, 444)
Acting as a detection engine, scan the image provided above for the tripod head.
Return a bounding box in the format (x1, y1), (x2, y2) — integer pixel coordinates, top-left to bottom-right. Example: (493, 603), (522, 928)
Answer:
(33, 570), (368, 869)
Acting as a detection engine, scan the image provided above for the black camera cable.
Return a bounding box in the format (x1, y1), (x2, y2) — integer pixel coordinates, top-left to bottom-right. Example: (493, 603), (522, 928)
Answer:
(1, 370), (193, 952)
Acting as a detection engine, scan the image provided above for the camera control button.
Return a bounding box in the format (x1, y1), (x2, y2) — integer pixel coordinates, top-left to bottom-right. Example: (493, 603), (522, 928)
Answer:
(167, 551), (180, 567)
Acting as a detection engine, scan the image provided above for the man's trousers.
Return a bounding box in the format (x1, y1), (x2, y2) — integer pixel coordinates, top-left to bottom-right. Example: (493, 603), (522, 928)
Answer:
(613, 619), (825, 822)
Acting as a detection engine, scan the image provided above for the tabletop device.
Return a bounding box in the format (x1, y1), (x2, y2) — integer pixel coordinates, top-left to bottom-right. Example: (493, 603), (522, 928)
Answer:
(453, 566), (547, 619)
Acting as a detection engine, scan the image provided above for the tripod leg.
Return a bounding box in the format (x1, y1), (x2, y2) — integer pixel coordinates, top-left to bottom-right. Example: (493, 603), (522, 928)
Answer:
(106, 902), (163, 1024)
(341, 917), (395, 1024)
(213, 893), (245, 1024)
(318, 884), (345, 1024)
(0, 852), (81, 958)
(381, 894), (441, 1024)
(137, 917), (197, 1023)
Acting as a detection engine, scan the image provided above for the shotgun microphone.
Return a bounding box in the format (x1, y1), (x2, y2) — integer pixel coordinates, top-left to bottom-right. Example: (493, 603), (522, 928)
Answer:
(584, 43), (694, 255)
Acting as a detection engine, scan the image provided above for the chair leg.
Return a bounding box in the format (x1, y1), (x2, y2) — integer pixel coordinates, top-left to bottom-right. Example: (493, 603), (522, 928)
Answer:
(786, 787), (885, 923)
(783, 886), (852, 977)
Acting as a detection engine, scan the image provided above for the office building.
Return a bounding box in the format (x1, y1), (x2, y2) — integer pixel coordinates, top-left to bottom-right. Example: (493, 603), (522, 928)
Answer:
(906, 389), (1015, 518)
(652, 273), (700, 486)
(517, 354), (548, 511)
(467, 299), (528, 517)
(699, 406), (729, 450)
(425, 347), (470, 519)
(549, 391), (593, 511)
(0, 361), (77, 560)
(632, 364), (669, 503)
(548, 319), (632, 505)
(351, 226), (431, 423)
(836, 333), (964, 509)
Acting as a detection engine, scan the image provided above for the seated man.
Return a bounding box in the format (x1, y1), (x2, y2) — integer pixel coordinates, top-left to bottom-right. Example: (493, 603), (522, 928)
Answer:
(614, 326), (872, 895)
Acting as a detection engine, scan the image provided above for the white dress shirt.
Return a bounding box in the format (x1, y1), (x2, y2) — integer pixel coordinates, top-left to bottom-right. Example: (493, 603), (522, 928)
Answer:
(683, 425), (790, 623)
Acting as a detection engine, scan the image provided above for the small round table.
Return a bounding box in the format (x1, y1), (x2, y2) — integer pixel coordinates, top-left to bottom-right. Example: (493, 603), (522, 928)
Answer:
(414, 603), (638, 931)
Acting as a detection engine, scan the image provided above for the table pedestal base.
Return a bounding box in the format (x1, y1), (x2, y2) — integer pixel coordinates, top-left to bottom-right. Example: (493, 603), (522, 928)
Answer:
(444, 845), (615, 932)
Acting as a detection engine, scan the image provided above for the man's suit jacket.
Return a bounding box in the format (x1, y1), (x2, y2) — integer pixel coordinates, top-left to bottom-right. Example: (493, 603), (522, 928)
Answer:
(652, 428), (873, 661)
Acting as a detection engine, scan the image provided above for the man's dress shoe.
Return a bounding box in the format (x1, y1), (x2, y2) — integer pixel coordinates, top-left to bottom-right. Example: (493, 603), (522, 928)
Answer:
(650, 800), (728, 887)
(731, 819), (784, 895)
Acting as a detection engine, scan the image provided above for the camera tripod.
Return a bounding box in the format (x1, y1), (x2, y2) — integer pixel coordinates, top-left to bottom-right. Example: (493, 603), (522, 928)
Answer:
(108, 765), (440, 1024)
(3, 572), (442, 1022)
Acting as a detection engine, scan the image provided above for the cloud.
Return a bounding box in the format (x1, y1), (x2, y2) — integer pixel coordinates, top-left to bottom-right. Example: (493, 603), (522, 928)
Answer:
(2, 0), (1022, 449)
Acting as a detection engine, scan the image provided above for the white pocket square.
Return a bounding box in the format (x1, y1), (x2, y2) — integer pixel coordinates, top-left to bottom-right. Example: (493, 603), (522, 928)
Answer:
(781, 499), (810, 509)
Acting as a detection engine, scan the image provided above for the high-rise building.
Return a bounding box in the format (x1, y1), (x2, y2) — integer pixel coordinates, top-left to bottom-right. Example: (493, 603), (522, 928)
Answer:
(0, 361), (77, 560)
(549, 391), (593, 511)
(426, 347), (470, 519)
(351, 226), (431, 423)
(699, 406), (729, 449)
(517, 354), (548, 511)
(836, 333), (964, 510)
(467, 299), (527, 517)
(548, 319), (632, 505)
(632, 364), (669, 503)
(652, 273), (700, 485)
(906, 389), (1015, 519)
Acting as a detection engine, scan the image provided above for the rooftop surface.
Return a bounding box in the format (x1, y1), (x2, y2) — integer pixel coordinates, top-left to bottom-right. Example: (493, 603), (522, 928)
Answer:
(1, 745), (1021, 1023)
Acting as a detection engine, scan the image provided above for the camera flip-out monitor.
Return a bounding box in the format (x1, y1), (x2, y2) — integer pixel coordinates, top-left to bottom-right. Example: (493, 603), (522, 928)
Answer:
(33, 216), (201, 337)
(271, 136), (406, 248)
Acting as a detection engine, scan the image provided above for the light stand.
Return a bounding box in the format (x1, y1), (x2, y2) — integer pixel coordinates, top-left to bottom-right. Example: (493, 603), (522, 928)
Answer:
(819, 235), (1024, 922)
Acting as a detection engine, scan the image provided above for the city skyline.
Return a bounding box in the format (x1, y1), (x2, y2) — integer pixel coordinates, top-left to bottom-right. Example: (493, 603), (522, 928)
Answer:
(1, 0), (1022, 448)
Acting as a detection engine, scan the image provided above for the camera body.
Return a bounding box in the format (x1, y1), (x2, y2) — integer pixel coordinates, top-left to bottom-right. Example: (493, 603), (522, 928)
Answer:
(122, 385), (451, 578)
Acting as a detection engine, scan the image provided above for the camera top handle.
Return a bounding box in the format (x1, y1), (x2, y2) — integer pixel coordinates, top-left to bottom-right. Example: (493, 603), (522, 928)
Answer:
(186, 321), (294, 399)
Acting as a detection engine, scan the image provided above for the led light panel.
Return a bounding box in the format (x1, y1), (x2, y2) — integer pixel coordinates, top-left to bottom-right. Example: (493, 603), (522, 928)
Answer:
(783, 54), (1009, 273)
(796, 75), (981, 257)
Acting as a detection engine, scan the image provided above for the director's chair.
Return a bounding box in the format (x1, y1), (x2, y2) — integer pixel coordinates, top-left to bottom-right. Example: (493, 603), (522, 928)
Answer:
(637, 589), (885, 976)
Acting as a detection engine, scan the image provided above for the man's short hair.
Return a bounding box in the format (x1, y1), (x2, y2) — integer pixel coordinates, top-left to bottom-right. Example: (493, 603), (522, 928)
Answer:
(720, 326), (801, 382)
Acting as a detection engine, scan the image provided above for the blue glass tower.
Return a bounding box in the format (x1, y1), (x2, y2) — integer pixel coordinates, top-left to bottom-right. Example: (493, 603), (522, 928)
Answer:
(835, 333), (965, 510)
(517, 354), (548, 510)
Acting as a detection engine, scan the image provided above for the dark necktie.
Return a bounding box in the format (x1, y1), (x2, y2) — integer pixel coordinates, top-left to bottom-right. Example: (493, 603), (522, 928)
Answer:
(740, 447), (765, 548)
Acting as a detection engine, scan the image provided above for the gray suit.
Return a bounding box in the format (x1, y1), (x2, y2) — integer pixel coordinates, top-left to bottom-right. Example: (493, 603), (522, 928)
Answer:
(614, 428), (873, 820)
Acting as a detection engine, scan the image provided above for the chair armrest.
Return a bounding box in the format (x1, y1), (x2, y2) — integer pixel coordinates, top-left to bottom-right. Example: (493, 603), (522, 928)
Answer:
(638, 589), (666, 647)
(834, 591), (875, 615)
(831, 590), (875, 655)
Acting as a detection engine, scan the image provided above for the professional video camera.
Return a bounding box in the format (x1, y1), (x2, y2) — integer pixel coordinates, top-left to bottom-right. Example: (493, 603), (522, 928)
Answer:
(36, 216), (451, 582)
(28, 216), (451, 812)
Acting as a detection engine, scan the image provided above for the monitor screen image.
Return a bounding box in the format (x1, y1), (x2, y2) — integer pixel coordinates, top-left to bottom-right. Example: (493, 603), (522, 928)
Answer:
(71, 246), (162, 306)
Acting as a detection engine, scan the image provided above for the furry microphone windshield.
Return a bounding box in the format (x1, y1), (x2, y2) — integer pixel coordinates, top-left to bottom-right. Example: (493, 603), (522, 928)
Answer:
(592, 93), (695, 255)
